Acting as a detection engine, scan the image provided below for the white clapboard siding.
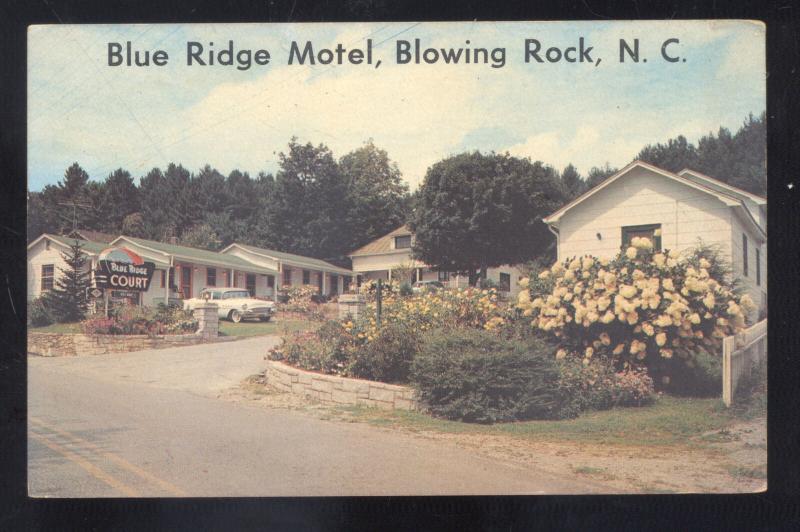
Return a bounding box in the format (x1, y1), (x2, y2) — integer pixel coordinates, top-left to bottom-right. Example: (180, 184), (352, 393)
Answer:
(558, 165), (734, 260)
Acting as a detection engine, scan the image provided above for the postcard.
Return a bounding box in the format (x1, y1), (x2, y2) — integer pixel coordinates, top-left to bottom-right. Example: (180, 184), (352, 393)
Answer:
(27, 21), (766, 496)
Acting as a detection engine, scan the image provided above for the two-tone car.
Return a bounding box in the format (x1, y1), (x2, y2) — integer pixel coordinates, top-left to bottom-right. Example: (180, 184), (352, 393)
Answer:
(183, 288), (276, 323)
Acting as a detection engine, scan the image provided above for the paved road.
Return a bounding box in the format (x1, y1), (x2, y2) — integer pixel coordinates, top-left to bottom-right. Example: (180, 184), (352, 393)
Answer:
(29, 336), (603, 497)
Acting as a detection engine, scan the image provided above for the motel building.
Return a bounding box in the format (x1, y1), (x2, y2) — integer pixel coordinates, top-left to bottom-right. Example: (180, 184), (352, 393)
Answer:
(348, 225), (523, 297)
(28, 233), (353, 307)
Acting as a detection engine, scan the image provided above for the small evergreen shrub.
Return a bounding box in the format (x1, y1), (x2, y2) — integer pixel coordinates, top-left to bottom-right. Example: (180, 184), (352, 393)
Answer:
(411, 328), (564, 423)
(28, 297), (54, 327)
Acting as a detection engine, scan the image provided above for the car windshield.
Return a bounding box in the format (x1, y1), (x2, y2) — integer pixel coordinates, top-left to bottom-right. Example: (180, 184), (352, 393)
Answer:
(223, 290), (251, 299)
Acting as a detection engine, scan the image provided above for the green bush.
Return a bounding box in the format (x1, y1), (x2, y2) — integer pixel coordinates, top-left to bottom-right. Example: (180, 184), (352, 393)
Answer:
(346, 321), (420, 383)
(658, 348), (721, 396)
(29, 297), (54, 327)
(399, 282), (413, 297)
(556, 358), (656, 415)
(411, 328), (563, 423)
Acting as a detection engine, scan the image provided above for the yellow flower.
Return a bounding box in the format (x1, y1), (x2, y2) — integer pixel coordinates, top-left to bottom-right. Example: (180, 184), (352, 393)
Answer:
(556, 348), (567, 360)
(660, 348), (673, 358)
(619, 285), (637, 299)
(703, 293), (716, 309)
(653, 253), (666, 267)
(656, 332), (667, 347)
(519, 277), (530, 288)
(538, 270), (550, 280)
(689, 313), (701, 325)
(568, 258), (581, 270)
(581, 256), (594, 270)
(699, 258), (711, 269)
(601, 311), (615, 324)
(642, 322), (655, 336)
(613, 343), (625, 355)
(669, 249), (680, 259)
(626, 246), (638, 260)
(663, 278), (674, 291)
(585, 347), (594, 358)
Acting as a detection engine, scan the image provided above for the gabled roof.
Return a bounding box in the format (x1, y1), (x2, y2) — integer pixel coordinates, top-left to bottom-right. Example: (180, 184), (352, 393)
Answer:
(543, 161), (746, 225)
(73, 229), (117, 243)
(111, 236), (278, 275)
(222, 243), (352, 275)
(349, 225), (413, 258)
(543, 160), (766, 242)
(28, 233), (108, 255)
(677, 169), (767, 205)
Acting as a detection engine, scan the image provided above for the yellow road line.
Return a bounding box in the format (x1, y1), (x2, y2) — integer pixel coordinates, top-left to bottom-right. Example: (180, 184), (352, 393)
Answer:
(30, 417), (187, 497)
(29, 430), (140, 497)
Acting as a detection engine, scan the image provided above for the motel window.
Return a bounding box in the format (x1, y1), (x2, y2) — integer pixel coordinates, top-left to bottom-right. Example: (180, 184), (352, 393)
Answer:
(207, 268), (217, 287)
(621, 224), (662, 251)
(756, 248), (761, 286)
(742, 234), (749, 277)
(438, 271), (450, 282)
(41, 264), (54, 291)
(394, 235), (412, 249)
(499, 273), (511, 292)
(283, 268), (292, 287)
(303, 269), (310, 285)
(267, 275), (275, 288)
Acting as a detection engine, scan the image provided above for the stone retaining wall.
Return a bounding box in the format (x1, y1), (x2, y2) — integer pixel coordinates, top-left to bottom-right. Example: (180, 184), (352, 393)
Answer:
(28, 332), (234, 357)
(264, 360), (418, 411)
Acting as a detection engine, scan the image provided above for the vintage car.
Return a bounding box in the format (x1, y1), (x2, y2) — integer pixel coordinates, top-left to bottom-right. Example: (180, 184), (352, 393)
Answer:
(183, 288), (276, 323)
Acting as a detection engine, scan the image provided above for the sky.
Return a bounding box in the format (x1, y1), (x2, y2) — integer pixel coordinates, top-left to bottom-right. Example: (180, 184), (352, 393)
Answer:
(27, 21), (765, 191)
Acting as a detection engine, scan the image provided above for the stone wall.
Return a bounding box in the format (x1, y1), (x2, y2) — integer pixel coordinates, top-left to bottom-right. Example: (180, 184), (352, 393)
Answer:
(264, 360), (418, 411)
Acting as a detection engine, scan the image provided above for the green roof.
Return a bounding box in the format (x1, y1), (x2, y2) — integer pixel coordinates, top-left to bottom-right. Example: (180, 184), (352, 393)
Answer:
(115, 236), (279, 275)
(49, 234), (109, 255)
(231, 243), (352, 275)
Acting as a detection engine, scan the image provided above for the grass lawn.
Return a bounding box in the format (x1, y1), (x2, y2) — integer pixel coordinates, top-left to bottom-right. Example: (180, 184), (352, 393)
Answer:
(333, 395), (742, 448)
(29, 322), (83, 334)
(218, 318), (320, 337)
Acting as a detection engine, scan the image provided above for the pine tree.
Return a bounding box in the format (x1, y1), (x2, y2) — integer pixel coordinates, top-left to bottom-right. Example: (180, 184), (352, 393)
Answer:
(45, 239), (91, 322)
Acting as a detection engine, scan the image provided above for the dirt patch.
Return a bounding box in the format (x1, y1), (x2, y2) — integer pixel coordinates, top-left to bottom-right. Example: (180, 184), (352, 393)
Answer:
(221, 375), (766, 494)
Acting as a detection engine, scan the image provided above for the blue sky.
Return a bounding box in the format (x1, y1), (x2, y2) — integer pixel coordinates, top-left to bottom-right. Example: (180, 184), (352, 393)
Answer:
(28, 21), (765, 191)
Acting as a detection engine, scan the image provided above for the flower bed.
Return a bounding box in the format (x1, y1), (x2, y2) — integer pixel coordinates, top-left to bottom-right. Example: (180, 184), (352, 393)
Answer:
(81, 303), (198, 335)
(516, 240), (754, 392)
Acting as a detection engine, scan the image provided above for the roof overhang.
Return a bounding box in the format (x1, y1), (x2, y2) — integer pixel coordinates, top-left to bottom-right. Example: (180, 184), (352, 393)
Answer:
(224, 243), (352, 275)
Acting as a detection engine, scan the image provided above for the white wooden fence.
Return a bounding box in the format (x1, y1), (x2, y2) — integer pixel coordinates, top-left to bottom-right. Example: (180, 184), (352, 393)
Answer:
(722, 319), (767, 406)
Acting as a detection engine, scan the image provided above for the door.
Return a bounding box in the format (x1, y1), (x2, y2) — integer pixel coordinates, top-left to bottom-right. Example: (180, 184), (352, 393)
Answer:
(180, 265), (192, 299)
(246, 273), (256, 297)
(329, 274), (338, 296)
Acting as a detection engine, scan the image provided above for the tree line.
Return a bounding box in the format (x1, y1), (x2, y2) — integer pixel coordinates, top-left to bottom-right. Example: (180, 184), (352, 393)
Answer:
(28, 112), (765, 272)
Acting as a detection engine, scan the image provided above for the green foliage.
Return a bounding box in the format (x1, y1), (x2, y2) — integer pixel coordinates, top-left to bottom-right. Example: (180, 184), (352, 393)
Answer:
(411, 328), (564, 423)
(180, 223), (223, 251)
(28, 297), (54, 327)
(340, 140), (409, 252)
(409, 151), (564, 284)
(637, 112), (766, 196)
(346, 321), (421, 383)
(43, 239), (90, 323)
(399, 282), (413, 297)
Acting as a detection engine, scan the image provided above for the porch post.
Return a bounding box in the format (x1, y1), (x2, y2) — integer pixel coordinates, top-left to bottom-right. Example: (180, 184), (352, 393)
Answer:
(164, 266), (170, 304)
(322, 272), (327, 295)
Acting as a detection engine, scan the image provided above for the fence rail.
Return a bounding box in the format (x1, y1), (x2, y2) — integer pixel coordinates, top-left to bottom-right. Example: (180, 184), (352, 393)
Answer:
(722, 319), (767, 407)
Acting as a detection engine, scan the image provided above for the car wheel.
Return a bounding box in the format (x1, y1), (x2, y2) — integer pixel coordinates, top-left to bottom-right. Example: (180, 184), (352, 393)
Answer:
(259, 316), (271, 322)
(229, 310), (242, 323)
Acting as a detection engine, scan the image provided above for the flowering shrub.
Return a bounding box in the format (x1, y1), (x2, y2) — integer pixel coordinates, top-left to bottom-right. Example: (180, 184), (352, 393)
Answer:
(279, 285), (320, 314)
(557, 359), (655, 416)
(81, 303), (198, 335)
(269, 286), (510, 382)
(516, 240), (754, 385)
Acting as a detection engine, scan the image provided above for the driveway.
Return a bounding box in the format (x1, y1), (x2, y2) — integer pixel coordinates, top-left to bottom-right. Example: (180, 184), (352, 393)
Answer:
(28, 336), (606, 497)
